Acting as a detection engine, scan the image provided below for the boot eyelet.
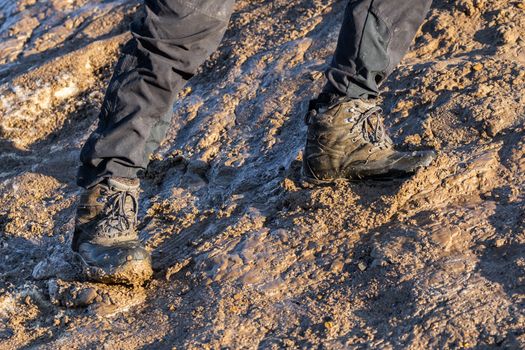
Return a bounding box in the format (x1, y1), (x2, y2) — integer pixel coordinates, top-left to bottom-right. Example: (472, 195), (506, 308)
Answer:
(352, 138), (357, 142)
(345, 118), (354, 123)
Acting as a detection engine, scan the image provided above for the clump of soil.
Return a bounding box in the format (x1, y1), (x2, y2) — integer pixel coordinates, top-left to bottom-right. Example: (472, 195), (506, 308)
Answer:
(1, 0), (524, 348)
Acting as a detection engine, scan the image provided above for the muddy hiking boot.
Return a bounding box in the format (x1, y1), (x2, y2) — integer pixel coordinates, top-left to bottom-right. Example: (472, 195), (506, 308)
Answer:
(302, 94), (436, 183)
(72, 177), (152, 286)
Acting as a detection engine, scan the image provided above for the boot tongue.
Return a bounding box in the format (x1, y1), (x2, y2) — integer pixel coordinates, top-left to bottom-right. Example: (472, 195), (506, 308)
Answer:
(103, 178), (139, 230)
(106, 178), (139, 222)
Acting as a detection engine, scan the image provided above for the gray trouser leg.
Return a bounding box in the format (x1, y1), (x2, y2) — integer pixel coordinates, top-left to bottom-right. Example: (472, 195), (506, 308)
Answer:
(77, 0), (234, 188)
(325, 0), (432, 99)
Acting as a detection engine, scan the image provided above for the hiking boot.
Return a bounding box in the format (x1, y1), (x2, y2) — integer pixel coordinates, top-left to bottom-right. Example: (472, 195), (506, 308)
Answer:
(72, 177), (152, 286)
(302, 94), (436, 183)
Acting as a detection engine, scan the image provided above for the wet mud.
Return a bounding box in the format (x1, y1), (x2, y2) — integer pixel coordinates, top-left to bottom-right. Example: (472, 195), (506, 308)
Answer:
(0, 0), (524, 348)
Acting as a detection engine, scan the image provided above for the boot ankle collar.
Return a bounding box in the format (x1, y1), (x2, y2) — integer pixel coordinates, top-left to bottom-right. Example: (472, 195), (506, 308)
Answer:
(107, 177), (140, 191)
(308, 93), (351, 112)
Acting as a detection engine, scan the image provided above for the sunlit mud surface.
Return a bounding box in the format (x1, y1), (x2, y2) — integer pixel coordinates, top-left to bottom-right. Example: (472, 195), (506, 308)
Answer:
(1, 0), (524, 348)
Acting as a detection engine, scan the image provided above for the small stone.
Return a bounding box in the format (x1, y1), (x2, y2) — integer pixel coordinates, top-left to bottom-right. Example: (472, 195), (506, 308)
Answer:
(472, 63), (483, 72)
(126, 255), (133, 261)
(324, 321), (334, 329)
(494, 238), (505, 248)
(76, 288), (98, 306)
(357, 262), (367, 271)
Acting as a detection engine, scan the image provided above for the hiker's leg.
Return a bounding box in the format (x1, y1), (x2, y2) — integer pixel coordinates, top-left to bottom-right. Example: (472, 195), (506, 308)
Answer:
(77, 0), (235, 188)
(324, 0), (432, 98)
(303, 0), (436, 183)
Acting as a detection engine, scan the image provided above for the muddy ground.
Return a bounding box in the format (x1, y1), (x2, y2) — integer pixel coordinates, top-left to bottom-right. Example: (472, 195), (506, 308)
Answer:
(0, 0), (524, 348)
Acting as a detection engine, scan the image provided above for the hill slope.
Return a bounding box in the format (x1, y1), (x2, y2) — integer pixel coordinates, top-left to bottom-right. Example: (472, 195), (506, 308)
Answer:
(1, 0), (524, 348)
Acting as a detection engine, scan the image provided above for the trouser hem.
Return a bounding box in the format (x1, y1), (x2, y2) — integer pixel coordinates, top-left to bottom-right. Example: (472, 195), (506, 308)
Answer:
(76, 161), (140, 189)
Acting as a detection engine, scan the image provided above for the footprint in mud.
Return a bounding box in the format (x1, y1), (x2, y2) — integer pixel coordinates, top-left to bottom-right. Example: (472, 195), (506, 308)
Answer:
(47, 279), (146, 317)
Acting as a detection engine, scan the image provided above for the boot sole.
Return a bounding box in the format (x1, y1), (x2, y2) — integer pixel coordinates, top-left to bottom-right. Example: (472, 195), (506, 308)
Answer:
(301, 161), (431, 185)
(74, 252), (153, 287)
(301, 171), (409, 185)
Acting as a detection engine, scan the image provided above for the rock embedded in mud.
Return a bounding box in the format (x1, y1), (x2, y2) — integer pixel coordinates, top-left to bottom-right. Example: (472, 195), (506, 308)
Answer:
(76, 288), (98, 306)
(47, 278), (146, 317)
(493, 238), (506, 248)
(48, 279), (102, 308)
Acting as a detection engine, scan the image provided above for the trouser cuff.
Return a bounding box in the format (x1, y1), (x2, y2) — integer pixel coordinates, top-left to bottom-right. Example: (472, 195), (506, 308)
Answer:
(76, 160), (140, 189)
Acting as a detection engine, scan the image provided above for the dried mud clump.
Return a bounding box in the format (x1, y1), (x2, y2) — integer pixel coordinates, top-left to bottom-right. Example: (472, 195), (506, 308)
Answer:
(1, 0), (524, 348)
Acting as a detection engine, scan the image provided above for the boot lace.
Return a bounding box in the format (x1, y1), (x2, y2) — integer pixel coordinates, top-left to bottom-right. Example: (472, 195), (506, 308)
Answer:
(97, 187), (138, 238)
(349, 106), (390, 147)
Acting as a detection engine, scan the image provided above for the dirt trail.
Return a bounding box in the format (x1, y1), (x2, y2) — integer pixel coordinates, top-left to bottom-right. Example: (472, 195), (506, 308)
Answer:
(1, 0), (524, 348)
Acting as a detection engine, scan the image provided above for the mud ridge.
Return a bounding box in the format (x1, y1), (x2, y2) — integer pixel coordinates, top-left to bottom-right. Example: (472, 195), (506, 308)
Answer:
(1, 0), (524, 348)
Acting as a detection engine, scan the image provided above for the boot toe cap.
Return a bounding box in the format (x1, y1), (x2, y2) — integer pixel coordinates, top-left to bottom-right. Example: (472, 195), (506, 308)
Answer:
(397, 149), (436, 171)
(78, 241), (150, 270)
